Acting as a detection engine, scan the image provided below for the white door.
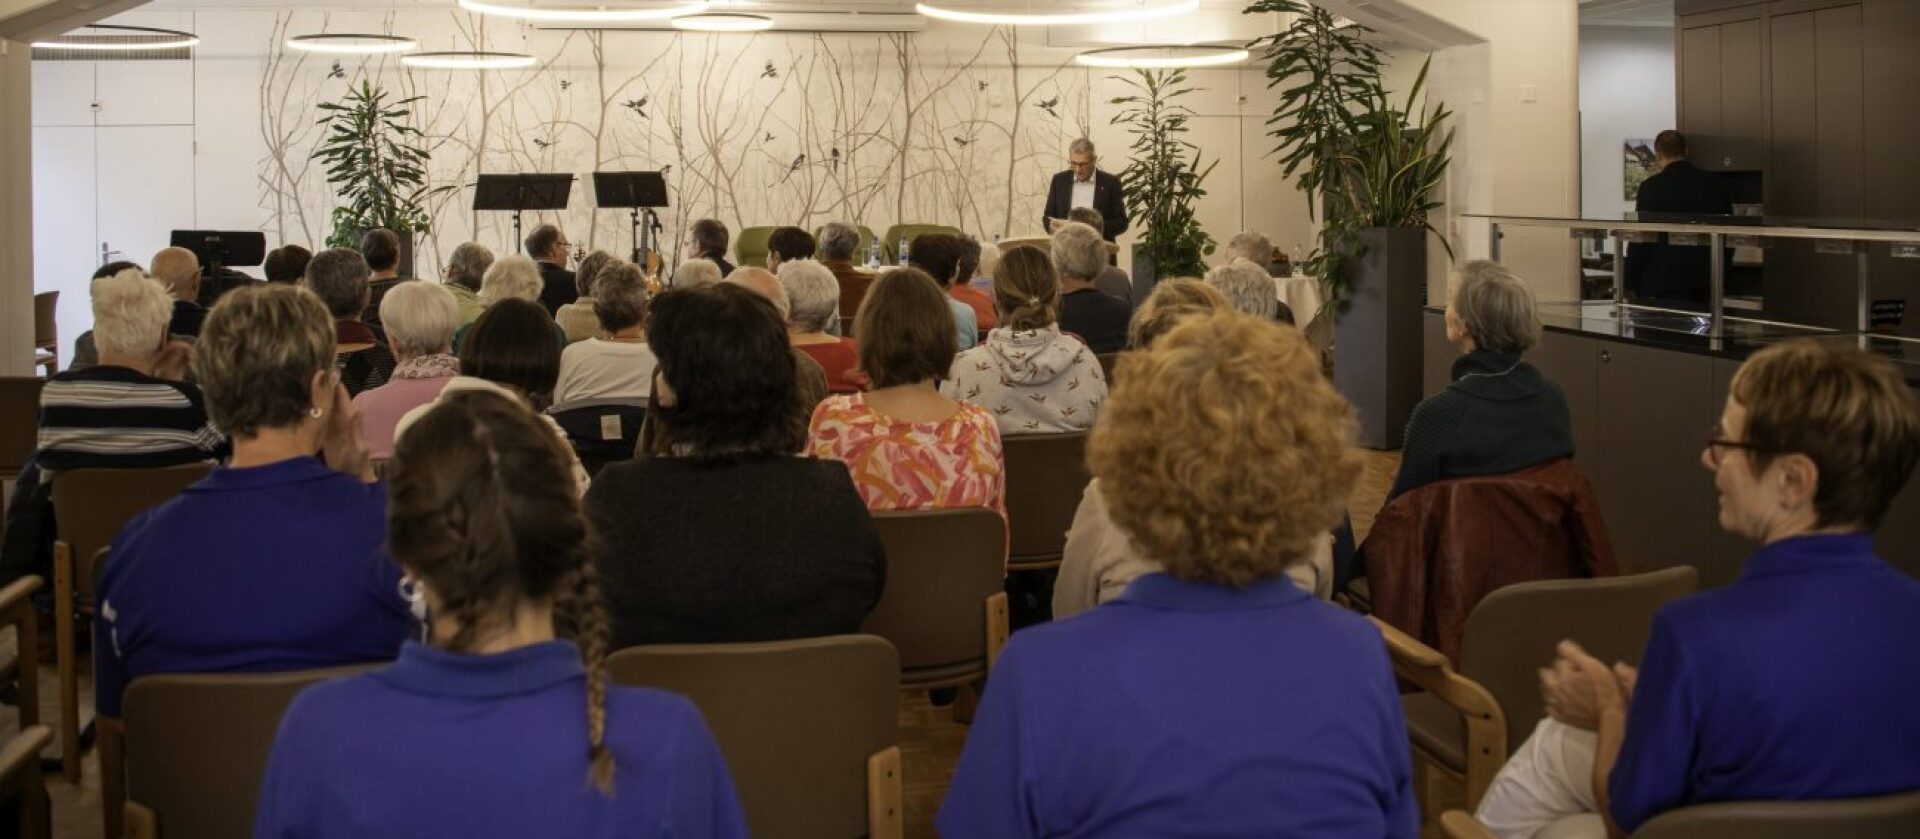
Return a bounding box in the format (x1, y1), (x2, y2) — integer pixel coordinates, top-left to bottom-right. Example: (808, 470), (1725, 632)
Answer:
(95, 125), (196, 296)
(31, 127), (98, 364)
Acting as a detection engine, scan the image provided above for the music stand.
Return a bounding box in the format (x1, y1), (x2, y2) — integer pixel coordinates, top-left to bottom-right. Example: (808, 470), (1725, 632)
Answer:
(592, 171), (670, 266)
(169, 230), (266, 270)
(474, 174), (575, 252)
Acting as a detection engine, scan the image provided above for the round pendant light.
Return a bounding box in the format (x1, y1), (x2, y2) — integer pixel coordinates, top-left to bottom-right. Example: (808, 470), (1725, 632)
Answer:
(402, 50), (539, 70)
(457, 0), (710, 23)
(915, 0), (1197, 26)
(671, 12), (775, 32)
(33, 24), (200, 51)
(1074, 45), (1252, 69)
(286, 34), (420, 54)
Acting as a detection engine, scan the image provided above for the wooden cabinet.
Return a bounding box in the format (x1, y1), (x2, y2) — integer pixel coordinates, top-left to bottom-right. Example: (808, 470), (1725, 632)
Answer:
(1422, 311), (1452, 398)
(1678, 14), (1766, 172)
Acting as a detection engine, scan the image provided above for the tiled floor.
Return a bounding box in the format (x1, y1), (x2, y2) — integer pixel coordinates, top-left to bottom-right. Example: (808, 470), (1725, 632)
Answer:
(33, 450), (1447, 839)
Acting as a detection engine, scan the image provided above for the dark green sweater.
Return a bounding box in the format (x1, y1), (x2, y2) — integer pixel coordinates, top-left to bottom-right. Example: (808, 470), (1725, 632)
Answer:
(1388, 350), (1575, 500)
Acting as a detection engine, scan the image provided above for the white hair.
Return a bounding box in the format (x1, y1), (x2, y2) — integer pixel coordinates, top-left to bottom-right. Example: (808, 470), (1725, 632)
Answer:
(974, 240), (1000, 282)
(477, 255), (544, 306)
(1205, 260), (1280, 320)
(378, 280), (459, 357)
(1050, 222), (1108, 282)
(673, 259), (722, 289)
(723, 267), (790, 319)
(778, 260), (840, 333)
(91, 269), (174, 360)
(1224, 232), (1274, 266)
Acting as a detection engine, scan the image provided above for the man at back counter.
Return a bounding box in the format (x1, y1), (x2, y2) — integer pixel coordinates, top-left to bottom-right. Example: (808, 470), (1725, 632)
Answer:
(1625, 130), (1733, 306)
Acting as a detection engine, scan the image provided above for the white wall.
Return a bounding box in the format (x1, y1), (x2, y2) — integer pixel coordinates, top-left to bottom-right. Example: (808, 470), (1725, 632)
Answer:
(1579, 25), (1674, 220)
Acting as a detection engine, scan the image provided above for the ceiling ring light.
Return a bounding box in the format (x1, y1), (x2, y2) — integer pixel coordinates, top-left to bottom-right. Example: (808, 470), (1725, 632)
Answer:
(915, 0), (1197, 26)
(1074, 45), (1252, 69)
(32, 24), (200, 51)
(458, 0), (710, 22)
(671, 12), (776, 32)
(402, 50), (539, 70)
(287, 34), (421, 54)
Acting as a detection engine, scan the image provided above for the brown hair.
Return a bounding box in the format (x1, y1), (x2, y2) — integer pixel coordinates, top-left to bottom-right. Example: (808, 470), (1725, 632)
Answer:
(907, 233), (969, 287)
(191, 284), (336, 439)
(690, 219), (730, 259)
(1128, 278), (1230, 349)
(991, 245), (1059, 331)
(388, 388), (616, 793)
(461, 299), (562, 405)
(854, 268), (956, 389)
(1729, 341), (1920, 529)
(1090, 310), (1361, 585)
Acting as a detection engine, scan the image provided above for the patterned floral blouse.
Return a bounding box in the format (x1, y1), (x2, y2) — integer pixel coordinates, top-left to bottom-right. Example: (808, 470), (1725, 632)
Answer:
(806, 393), (1007, 515)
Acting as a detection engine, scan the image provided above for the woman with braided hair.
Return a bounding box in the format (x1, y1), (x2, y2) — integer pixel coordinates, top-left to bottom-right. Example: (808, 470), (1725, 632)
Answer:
(254, 389), (747, 839)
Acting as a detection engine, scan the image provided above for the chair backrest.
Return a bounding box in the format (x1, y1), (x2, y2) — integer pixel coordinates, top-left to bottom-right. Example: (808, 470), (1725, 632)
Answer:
(881, 224), (963, 266)
(0, 377), (44, 476)
(122, 664), (377, 839)
(51, 463), (214, 595)
(549, 399), (649, 477)
(1095, 352), (1120, 386)
(1461, 565), (1698, 759)
(1001, 432), (1090, 567)
(607, 635), (899, 838)
(863, 508), (1005, 675)
(32, 292), (57, 347)
(734, 225), (778, 268)
(1630, 788), (1920, 839)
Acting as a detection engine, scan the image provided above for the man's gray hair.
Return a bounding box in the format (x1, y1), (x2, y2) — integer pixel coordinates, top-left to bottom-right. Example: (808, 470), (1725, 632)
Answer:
(779, 259), (841, 333)
(477, 255), (544, 307)
(819, 222), (861, 261)
(1050, 221), (1108, 282)
(1205, 260), (1279, 320)
(1452, 260), (1542, 354)
(1069, 137), (1096, 157)
(378, 280), (459, 357)
(91, 269), (174, 360)
(445, 242), (494, 291)
(1223, 231), (1273, 266)
(593, 263), (650, 332)
(672, 259), (722, 289)
(575, 250), (617, 299)
(302, 248), (372, 318)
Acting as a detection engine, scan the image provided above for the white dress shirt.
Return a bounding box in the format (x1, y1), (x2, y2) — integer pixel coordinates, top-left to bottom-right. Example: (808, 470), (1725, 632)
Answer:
(1070, 176), (1097, 211)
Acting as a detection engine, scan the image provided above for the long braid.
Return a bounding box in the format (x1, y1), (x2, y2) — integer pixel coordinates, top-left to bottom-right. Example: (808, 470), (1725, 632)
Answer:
(556, 558), (616, 793)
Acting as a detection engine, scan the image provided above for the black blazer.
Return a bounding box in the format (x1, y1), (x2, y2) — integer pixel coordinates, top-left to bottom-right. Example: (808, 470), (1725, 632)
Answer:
(1624, 160), (1732, 304)
(536, 260), (578, 316)
(1043, 170), (1129, 240)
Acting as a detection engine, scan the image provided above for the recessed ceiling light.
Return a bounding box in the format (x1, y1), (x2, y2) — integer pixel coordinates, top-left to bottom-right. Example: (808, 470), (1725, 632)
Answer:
(401, 50), (539, 70)
(914, 0), (1197, 26)
(286, 34), (420, 55)
(33, 24), (200, 51)
(1074, 45), (1252, 69)
(457, 0), (711, 23)
(671, 12), (775, 32)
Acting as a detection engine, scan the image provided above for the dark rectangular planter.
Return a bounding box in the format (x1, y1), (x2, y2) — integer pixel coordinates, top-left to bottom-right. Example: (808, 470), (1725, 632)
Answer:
(1333, 227), (1427, 450)
(1130, 246), (1158, 303)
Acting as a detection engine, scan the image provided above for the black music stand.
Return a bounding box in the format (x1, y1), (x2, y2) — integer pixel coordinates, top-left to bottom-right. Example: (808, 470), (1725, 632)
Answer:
(169, 230), (266, 270)
(592, 171), (670, 265)
(474, 173), (575, 253)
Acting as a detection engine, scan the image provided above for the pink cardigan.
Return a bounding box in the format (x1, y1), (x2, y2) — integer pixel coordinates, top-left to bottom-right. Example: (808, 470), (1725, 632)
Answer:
(353, 376), (455, 459)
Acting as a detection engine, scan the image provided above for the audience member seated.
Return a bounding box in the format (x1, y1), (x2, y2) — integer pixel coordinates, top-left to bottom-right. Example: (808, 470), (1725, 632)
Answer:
(554, 250), (617, 344)
(256, 389), (748, 838)
(0, 270), (227, 587)
(781, 260), (861, 394)
(555, 263), (656, 406)
(765, 226), (816, 273)
(304, 248), (396, 396)
(455, 255), (567, 351)
(723, 266), (787, 317)
(905, 232), (979, 351)
(967, 236), (998, 292)
(1390, 261), (1572, 500)
(808, 268), (1005, 515)
(353, 281), (461, 460)
(360, 228), (403, 327)
(817, 221), (874, 319)
(263, 244), (311, 284)
(1207, 259), (1295, 326)
(1221, 230), (1275, 270)
(939, 310), (1413, 837)
(588, 282), (884, 649)
(942, 244), (1106, 435)
(1052, 222), (1130, 353)
(441, 241), (493, 328)
(151, 246), (208, 338)
(1066, 207), (1133, 307)
(686, 218), (735, 277)
(1474, 340), (1920, 839)
(948, 235), (997, 330)
(671, 258), (722, 289)
(93, 284), (414, 720)
(527, 224), (578, 315)
(399, 299), (589, 492)
(67, 260), (147, 372)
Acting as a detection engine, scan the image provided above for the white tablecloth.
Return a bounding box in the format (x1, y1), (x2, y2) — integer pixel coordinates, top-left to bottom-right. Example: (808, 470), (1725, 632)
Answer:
(1276, 275), (1323, 328)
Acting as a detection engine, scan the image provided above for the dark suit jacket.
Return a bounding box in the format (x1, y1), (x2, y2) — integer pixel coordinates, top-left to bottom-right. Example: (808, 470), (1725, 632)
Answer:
(1043, 170), (1129, 241)
(1624, 160), (1733, 304)
(537, 260), (578, 315)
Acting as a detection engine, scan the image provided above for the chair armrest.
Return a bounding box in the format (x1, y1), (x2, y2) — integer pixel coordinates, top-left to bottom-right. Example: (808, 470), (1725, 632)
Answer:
(0, 725), (51, 792)
(1367, 616), (1510, 809)
(1439, 810), (1498, 839)
(1371, 615), (1447, 670)
(0, 576), (43, 619)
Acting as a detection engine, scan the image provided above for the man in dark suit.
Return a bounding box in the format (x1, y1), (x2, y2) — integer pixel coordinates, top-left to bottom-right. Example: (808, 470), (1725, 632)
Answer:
(1043, 138), (1129, 242)
(526, 223), (577, 315)
(1624, 130), (1733, 306)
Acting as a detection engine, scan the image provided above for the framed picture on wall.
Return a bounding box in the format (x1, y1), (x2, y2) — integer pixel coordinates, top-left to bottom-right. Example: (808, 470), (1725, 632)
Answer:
(1624, 138), (1658, 200)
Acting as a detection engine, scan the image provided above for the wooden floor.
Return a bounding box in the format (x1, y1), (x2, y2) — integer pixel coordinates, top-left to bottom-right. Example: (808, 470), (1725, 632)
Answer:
(32, 449), (1465, 839)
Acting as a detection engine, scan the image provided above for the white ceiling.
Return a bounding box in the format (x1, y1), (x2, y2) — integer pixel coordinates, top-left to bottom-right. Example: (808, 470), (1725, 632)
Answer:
(1578, 0), (1673, 27)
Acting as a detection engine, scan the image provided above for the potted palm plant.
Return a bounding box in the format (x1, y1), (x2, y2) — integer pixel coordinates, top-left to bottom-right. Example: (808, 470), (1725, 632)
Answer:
(1111, 68), (1217, 293)
(312, 80), (449, 276)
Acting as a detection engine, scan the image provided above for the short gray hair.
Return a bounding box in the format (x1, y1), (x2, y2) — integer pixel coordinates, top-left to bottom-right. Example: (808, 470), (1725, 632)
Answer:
(1452, 260), (1541, 354)
(1224, 232), (1273, 266)
(1069, 137), (1095, 156)
(975, 240), (1000, 282)
(576, 250), (617, 298)
(724, 267), (789, 319)
(593, 263), (650, 332)
(446, 242), (494, 291)
(819, 222), (861, 261)
(302, 248), (371, 318)
(1206, 260), (1278, 320)
(1051, 221), (1108, 282)
(91, 269), (174, 360)
(478, 255), (543, 306)
(673, 259), (722, 288)
(779, 260), (840, 333)
(378, 280), (459, 357)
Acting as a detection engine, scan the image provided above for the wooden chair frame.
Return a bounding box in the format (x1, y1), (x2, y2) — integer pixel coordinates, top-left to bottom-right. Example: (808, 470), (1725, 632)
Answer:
(101, 714), (125, 839)
(866, 746), (904, 839)
(53, 546), (111, 782)
(0, 576), (42, 733)
(0, 726), (52, 839)
(1439, 810), (1496, 839)
(1369, 616), (1507, 811)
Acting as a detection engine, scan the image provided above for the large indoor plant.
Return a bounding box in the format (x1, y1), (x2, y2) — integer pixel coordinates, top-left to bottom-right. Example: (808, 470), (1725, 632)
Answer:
(312, 80), (449, 273)
(1111, 68), (1217, 288)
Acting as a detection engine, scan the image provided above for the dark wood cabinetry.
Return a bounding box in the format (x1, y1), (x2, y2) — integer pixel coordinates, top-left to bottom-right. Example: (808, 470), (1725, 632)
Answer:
(1678, 13), (1765, 172)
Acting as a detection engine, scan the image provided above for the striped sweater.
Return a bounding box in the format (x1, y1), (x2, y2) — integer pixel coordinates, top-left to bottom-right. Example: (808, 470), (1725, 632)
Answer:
(33, 365), (227, 477)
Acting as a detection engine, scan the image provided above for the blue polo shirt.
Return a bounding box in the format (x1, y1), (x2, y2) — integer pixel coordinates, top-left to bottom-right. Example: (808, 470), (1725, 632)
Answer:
(254, 640), (749, 839)
(939, 572), (1418, 838)
(1609, 533), (1920, 831)
(94, 456), (413, 718)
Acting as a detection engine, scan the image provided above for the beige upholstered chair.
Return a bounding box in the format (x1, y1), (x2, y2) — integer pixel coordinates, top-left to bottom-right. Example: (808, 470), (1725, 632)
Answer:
(1440, 787), (1920, 839)
(863, 508), (1008, 708)
(1001, 432), (1091, 571)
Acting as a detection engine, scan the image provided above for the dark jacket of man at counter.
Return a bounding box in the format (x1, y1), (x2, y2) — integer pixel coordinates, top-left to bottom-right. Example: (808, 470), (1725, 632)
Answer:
(1625, 130), (1733, 305)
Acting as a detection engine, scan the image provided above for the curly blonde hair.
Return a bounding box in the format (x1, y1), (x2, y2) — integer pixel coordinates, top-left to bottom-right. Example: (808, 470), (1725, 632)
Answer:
(1128, 278), (1229, 349)
(1090, 310), (1361, 585)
